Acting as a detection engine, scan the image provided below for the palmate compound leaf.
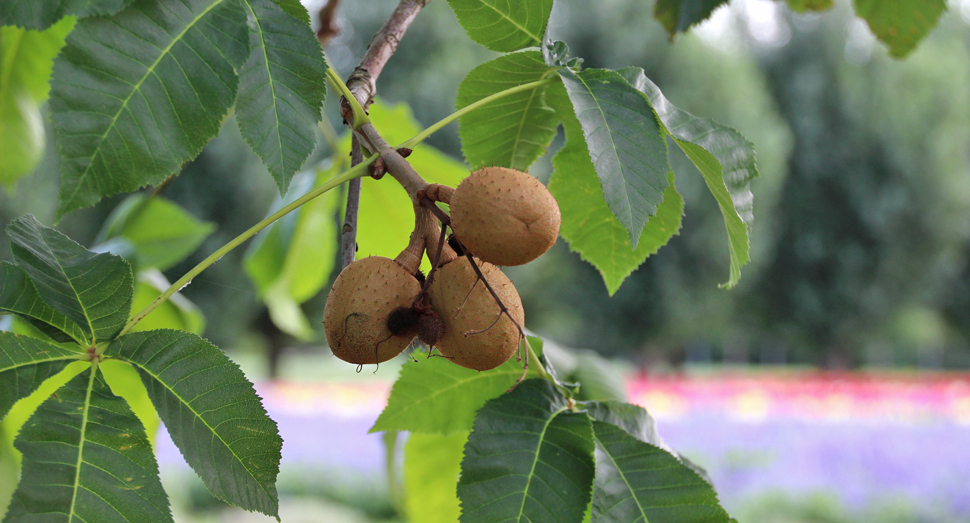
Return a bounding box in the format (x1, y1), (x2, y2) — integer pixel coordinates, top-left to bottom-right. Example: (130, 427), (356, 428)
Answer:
(618, 67), (756, 288)
(7, 215), (132, 344)
(446, 0), (553, 52)
(852, 0), (946, 58)
(49, 0), (251, 220)
(106, 329), (282, 517)
(546, 82), (684, 296)
(404, 432), (466, 523)
(586, 401), (734, 523)
(0, 332), (78, 421)
(3, 365), (172, 523)
(557, 68), (671, 248)
(456, 50), (558, 171)
(653, 0), (729, 38)
(0, 262), (89, 345)
(370, 337), (542, 435)
(0, 18), (74, 187)
(458, 378), (595, 523)
(237, 0), (327, 194)
(0, 0), (133, 30)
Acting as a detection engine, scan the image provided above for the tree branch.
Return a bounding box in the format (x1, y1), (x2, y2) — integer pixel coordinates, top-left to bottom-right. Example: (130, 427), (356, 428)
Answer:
(316, 0), (341, 46)
(341, 140), (364, 268)
(334, 0), (432, 268)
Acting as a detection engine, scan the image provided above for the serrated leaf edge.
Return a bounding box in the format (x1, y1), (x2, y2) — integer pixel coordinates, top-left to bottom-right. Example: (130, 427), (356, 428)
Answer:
(122, 347), (277, 506)
(243, 0), (289, 182)
(370, 359), (528, 435)
(58, 0), (236, 214)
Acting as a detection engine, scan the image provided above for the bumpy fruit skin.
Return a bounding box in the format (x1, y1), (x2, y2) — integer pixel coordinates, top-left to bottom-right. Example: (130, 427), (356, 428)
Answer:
(428, 258), (524, 371)
(323, 256), (421, 365)
(450, 166), (561, 266)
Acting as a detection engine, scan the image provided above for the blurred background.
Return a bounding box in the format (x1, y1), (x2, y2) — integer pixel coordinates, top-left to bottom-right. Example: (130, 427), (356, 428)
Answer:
(2, 0), (970, 521)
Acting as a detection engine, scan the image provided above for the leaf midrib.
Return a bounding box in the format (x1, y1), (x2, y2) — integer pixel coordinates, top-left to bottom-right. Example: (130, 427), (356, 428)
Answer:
(507, 68), (557, 167)
(472, 0), (540, 45)
(27, 232), (97, 342)
(62, 0), (229, 206)
(242, 0), (285, 175)
(67, 365), (97, 522)
(375, 366), (526, 431)
(593, 430), (649, 521)
(0, 352), (79, 373)
(568, 72), (633, 224)
(130, 353), (274, 502)
(516, 404), (568, 521)
(0, 268), (86, 344)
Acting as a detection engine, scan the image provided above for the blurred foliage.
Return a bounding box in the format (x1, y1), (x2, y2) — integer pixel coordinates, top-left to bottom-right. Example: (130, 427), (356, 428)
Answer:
(3, 0), (970, 370)
(733, 491), (968, 523)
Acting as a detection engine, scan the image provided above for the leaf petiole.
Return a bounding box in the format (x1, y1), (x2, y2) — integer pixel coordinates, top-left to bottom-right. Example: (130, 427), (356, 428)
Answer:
(120, 155), (377, 336)
(326, 66), (371, 128)
(399, 76), (559, 150)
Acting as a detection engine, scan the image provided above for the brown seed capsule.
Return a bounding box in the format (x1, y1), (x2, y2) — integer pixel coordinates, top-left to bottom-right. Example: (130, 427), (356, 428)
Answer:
(428, 258), (524, 371)
(450, 166), (561, 266)
(323, 256), (421, 365)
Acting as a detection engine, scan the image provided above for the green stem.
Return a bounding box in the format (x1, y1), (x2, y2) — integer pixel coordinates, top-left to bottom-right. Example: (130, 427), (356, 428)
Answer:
(119, 156), (376, 337)
(326, 67), (371, 128)
(398, 77), (558, 150)
(525, 337), (551, 382)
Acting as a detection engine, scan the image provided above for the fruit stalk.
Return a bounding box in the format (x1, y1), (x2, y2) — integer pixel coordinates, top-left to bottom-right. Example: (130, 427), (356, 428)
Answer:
(333, 0), (432, 269)
(359, 123), (458, 270)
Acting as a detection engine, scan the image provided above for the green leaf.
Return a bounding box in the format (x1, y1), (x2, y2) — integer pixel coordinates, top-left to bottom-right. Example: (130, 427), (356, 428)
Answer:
(237, 0), (327, 194)
(0, 262), (89, 344)
(404, 432), (466, 523)
(100, 359), (161, 448)
(458, 379), (595, 523)
(247, 168), (338, 302)
(371, 344), (538, 435)
(569, 351), (628, 402)
(5, 366), (172, 522)
(557, 68), (671, 248)
(619, 68), (756, 288)
(548, 83), (683, 296)
(0, 332), (78, 421)
(7, 215), (133, 343)
(263, 283), (314, 340)
(653, 0), (729, 38)
(97, 194), (216, 271)
(49, 0), (251, 219)
(785, 0), (834, 13)
(456, 50), (558, 171)
(0, 0), (133, 30)
(106, 329), (282, 517)
(446, 0), (553, 52)
(245, 167), (338, 339)
(583, 401), (668, 449)
(0, 18), (74, 187)
(853, 0), (946, 58)
(588, 417), (733, 523)
(272, 0), (310, 25)
(128, 270), (206, 335)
